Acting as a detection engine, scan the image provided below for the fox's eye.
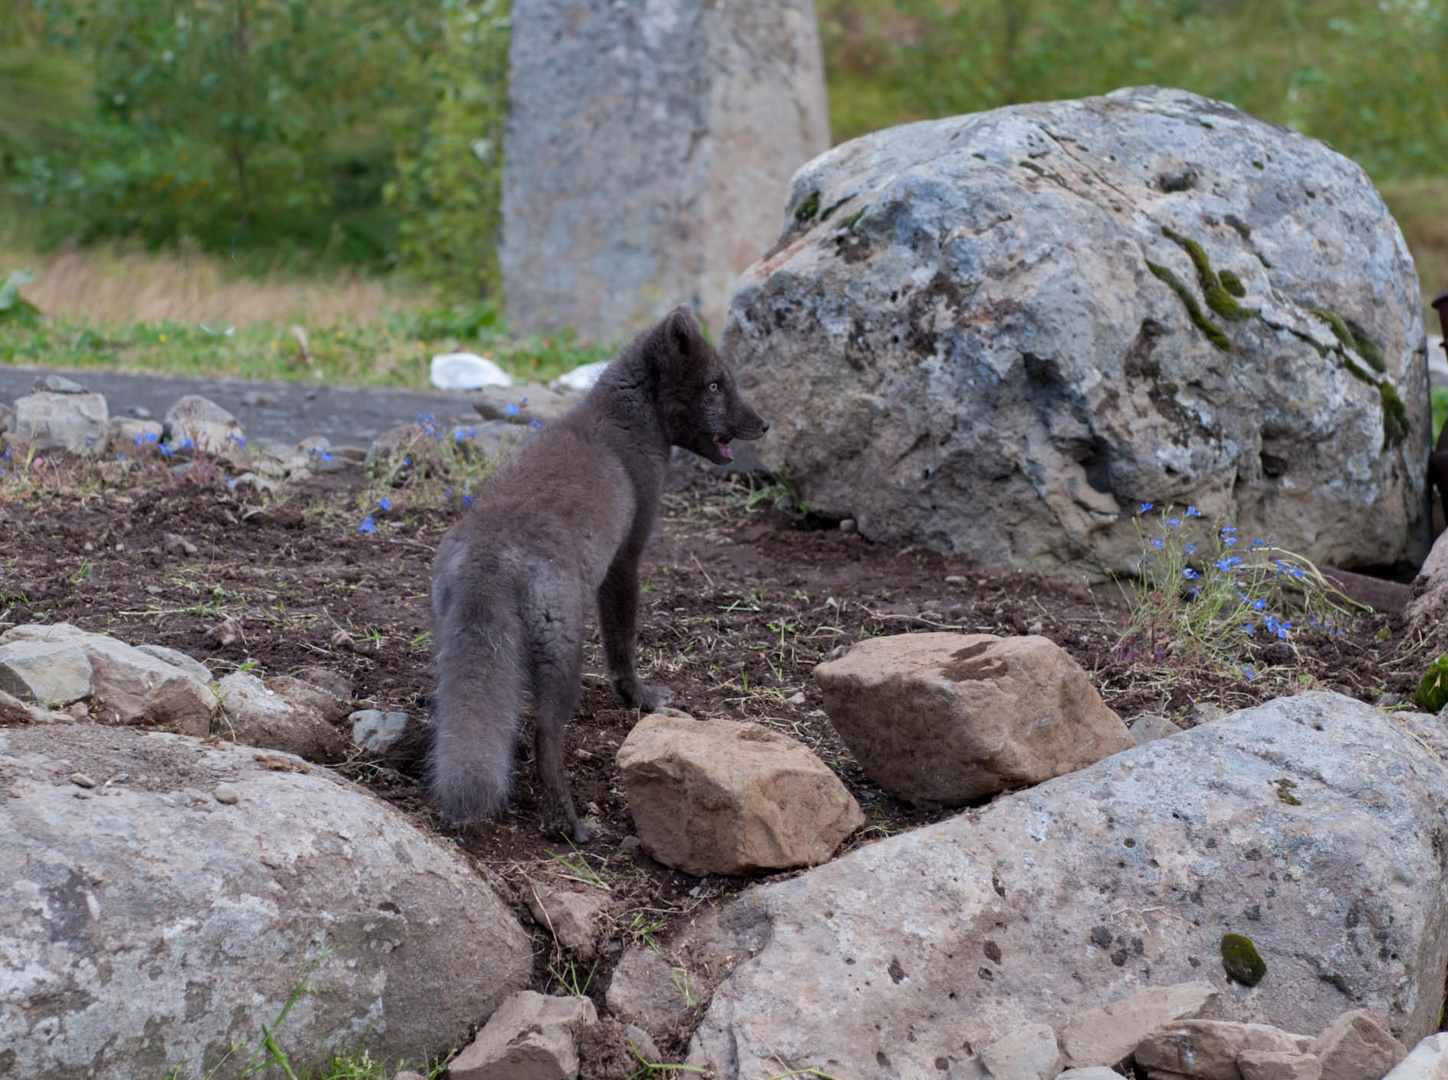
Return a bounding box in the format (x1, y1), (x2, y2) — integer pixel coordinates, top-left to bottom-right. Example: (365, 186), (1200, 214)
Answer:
(708, 381), (720, 393)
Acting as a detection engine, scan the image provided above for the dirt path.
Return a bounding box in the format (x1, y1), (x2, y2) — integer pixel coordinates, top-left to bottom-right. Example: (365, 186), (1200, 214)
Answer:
(0, 364), (486, 448)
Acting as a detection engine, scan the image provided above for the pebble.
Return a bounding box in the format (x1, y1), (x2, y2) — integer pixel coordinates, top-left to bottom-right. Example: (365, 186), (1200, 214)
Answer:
(1028, 621), (1044, 635)
(944, 575), (966, 586)
(619, 835), (643, 853)
(839, 518), (857, 533)
(213, 783), (240, 805)
(70, 772), (97, 789)
(787, 691), (806, 705)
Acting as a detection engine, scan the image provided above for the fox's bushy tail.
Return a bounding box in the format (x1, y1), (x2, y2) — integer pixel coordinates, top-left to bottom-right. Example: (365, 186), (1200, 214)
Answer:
(427, 595), (526, 826)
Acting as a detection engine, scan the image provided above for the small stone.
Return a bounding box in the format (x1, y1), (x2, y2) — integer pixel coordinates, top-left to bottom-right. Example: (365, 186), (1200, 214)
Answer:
(449, 990), (596, 1080)
(68, 701), (89, 721)
(213, 784), (240, 805)
(839, 517), (858, 532)
(70, 772), (97, 789)
(33, 374), (89, 394)
(619, 835), (642, 853)
(1028, 621), (1045, 636)
(980, 1023), (1063, 1080)
(73, 790), (91, 799)
(162, 533), (199, 557)
(1186, 702), (1225, 726)
(1129, 714), (1182, 746)
(349, 709), (411, 754)
(1311, 1010), (1408, 1080)
(787, 691), (806, 705)
(526, 884), (615, 960)
(944, 575), (967, 585)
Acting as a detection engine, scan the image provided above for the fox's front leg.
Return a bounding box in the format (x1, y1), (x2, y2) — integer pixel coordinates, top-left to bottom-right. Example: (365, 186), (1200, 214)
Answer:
(598, 554), (673, 712)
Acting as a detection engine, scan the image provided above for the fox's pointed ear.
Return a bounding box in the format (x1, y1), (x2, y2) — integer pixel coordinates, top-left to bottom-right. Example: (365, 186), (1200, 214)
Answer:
(665, 306), (699, 354)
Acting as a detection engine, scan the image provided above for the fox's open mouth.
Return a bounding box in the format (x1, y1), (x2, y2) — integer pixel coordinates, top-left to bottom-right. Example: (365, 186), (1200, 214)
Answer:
(713, 436), (734, 463)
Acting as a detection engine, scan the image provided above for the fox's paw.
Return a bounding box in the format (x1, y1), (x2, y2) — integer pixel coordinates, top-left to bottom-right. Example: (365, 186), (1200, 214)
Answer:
(613, 675), (674, 713)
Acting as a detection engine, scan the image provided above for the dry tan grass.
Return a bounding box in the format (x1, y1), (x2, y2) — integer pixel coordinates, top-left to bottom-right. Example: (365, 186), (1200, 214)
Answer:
(0, 238), (423, 326)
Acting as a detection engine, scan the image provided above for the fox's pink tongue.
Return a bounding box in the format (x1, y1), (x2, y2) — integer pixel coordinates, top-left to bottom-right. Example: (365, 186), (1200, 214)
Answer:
(716, 439), (734, 462)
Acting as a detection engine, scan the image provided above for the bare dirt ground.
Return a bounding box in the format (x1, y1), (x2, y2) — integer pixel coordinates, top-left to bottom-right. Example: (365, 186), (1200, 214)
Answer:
(0, 458), (1419, 1061)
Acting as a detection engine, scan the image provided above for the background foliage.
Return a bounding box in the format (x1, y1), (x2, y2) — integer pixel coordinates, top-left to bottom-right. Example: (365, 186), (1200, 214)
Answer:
(0, 0), (1444, 306)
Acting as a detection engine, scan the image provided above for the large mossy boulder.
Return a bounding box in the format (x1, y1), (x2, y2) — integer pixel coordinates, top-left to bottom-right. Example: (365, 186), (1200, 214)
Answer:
(724, 86), (1429, 575)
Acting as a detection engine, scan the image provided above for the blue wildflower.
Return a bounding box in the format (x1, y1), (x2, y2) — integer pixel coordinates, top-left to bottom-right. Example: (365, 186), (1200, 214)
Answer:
(1251, 538), (1266, 548)
(1252, 597), (1266, 611)
(1166, 517), (1181, 528)
(528, 419), (544, 430)
(159, 443), (174, 457)
(379, 496), (391, 511)
(402, 456), (411, 467)
(462, 494), (474, 508)
(1186, 505), (1203, 518)
(115, 453), (126, 461)
(179, 437), (195, 450)
(1214, 555), (1243, 572)
(1243, 666), (1256, 680)
(1185, 542), (1196, 554)
(1139, 502), (1154, 513)
(503, 403), (521, 417)
(358, 515), (377, 533)
(1183, 567), (1199, 580)
(1150, 536), (1165, 549)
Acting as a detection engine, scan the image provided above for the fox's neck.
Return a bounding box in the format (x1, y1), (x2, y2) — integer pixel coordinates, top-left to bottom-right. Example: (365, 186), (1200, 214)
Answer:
(584, 348), (671, 459)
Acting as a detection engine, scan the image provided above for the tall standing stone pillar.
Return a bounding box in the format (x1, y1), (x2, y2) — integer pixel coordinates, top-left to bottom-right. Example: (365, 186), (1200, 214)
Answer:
(501, 0), (830, 341)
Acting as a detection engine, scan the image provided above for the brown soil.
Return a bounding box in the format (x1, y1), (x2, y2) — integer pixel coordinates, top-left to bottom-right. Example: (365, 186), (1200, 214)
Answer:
(0, 461), (1423, 1066)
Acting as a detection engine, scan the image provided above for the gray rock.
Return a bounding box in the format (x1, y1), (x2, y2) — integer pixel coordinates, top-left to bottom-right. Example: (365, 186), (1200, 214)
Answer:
(678, 693), (1448, 1078)
(33, 373), (89, 394)
(164, 394), (250, 467)
(109, 416), (164, 451)
(723, 86), (1429, 576)
(502, 0), (830, 341)
(135, 643), (213, 686)
(12, 391), (109, 455)
(1059, 1070), (1130, 1080)
(449, 990), (597, 1080)
(1382, 1035), (1448, 1080)
(0, 639), (93, 707)
(0, 402), (11, 434)
(1, 624), (217, 735)
(525, 884), (615, 960)
(1129, 713), (1182, 745)
(1061, 982), (1217, 1067)
(473, 383), (574, 425)
(217, 671), (350, 762)
(350, 709), (412, 754)
(606, 945), (699, 1038)
(616, 713), (864, 875)
(0, 724), (532, 1078)
(813, 633), (1130, 805)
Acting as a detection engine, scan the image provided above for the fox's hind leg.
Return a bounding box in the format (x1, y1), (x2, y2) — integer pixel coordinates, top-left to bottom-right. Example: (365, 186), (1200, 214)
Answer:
(598, 553), (674, 712)
(525, 591), (590, 843)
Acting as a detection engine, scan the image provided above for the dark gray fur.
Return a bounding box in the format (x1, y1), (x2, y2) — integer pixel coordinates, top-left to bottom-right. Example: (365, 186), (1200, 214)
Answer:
(428, 306), (767, 841)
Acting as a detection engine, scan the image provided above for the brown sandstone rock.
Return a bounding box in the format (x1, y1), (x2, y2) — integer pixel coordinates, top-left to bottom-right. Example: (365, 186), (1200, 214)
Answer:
(813, 632), (1131, 805)
(1311, 1010), (1408, 1080)
(1061, 982), (1218, 1068)
(617, 713), (863, 876)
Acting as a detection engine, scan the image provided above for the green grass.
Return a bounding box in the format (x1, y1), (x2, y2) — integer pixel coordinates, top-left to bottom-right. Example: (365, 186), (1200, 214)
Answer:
(0, 301), (616, 389)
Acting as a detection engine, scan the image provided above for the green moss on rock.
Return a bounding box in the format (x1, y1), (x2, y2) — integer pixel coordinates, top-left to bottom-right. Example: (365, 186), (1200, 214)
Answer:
(1219, 270), (1246, 298)
(1379, 380), (1409, 447)
(1311, 307), (1355, 350)
(1162, 226), (1219, 292)
(1351, 329), (1387, 373)
(1415, 654), (1448, 711)
(1207, 284), (1251, 322)
(1147, 261), (1231, 352)
(794, 190), (821, 223)
(1221, 933), (1267, 987)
